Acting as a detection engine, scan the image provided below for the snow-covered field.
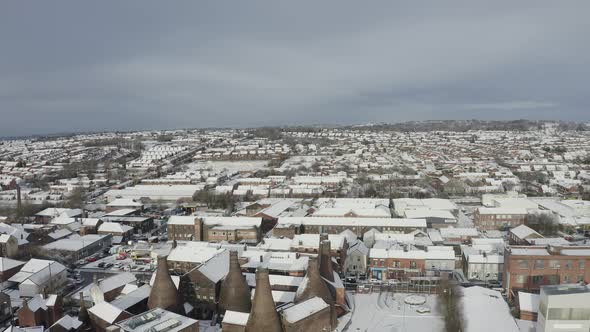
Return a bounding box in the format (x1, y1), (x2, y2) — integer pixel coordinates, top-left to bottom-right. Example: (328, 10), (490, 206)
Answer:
(345, 292), (445, 332)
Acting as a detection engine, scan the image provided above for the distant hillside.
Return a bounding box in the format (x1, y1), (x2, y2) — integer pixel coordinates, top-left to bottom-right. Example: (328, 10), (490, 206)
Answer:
(348, 120), (588, 132)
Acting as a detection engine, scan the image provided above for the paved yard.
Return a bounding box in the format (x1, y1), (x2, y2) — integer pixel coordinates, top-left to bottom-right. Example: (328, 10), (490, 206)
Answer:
(345, 291), (445, 332)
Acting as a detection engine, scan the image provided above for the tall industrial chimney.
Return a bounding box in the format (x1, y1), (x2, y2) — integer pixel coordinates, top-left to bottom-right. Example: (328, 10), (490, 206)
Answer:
(219, 250), (252, 314)
(245, 268), (283, 332)
(147, 256), (179, 312)
(295, 257), (337, 327)
(319, 240), (335, 282)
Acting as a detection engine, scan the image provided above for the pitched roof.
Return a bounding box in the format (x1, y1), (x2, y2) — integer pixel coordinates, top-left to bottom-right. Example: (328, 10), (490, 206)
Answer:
(88, 302), (125, 324)
(0, 257), (25, 272)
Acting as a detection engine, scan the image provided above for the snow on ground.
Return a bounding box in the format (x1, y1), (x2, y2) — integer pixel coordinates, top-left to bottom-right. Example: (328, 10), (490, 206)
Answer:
(344, 292), (444, 332)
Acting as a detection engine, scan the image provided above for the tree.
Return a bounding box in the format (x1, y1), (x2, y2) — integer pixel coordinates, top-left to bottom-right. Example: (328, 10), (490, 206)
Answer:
(67, 187), (86, 209)
(527, 213), (559, 236)
(437, 279), (463, 332)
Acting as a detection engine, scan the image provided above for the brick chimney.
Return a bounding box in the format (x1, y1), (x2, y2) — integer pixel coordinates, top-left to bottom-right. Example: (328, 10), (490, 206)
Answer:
(147, 256), (179, 312)
(319, 240), (335, 282)
(219, 250), (252, 314)
(245, 268), (283, 332)
(295, 257), (337, 327)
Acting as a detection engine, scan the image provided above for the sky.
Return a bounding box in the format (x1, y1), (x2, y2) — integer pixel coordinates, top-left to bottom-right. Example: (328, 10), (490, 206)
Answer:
(1, 1), (589, 136)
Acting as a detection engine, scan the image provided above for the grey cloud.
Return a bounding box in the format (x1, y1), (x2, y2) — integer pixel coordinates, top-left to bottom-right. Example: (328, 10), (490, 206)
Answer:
(1, 1), (589, 136)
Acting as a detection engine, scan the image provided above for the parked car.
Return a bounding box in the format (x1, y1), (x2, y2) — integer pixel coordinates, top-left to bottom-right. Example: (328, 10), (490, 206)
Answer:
(97, 262), (105, 268)
(387, 279), (401, 285)
(345, 277), (357, 284)
(105, 263), (114, 268)
(86, 257), (97, 263)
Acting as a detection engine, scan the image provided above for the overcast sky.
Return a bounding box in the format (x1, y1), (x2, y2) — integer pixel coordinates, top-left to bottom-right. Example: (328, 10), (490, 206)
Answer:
(1, 1), (589, 136)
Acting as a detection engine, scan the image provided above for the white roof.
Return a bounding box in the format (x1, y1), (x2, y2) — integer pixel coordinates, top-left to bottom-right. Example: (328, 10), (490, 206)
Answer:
(370, 246), (455, 260)
(467, 254), (504, 264)
(244, 273), (303, 288)
(439, 227), (479, 238)
(312, 207), (391, 218)
(291, 234), (346, 249)
(0, 257), (25, 271)
(478, 207), (528, 215)
(43, 234), (110, 252)
(88, 302), (124, 324)
(257, 238), (292, 251)
(36, 207), (81, 217)
(510, 248), (550, 256)
(98, 222), (133, 233)
(202, 216), (262, 227)
(404, 209), (456, 220)
(281, 297), (328, 323)
(462, 286), (519, 332)
(107, 198), (143, 207)
(278, 217), (426, 228)
(104, 208), (138, 216)
(518, 292), (540, 313)
(168, 244), (223, 264)
(510, 225), (541, 240)
(198, 249), (229, 283)
(167, 216), (196, 225)
(149, 274), (180, 289)
(222, 310), (249, 326)
(250, 289), (295, 303)
(51, 315), (83, 330)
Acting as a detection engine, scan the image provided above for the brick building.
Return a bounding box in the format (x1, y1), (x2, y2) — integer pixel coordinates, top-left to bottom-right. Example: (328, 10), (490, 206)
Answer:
(276, 217), (426, 238)
(474, 207), (528, 230)
(503, 246), (590, 299)
(368, 245), (455, 280)
(167, 216), (199, 241)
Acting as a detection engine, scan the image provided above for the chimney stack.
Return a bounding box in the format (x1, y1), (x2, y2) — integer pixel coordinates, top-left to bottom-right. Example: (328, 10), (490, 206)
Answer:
(16, 185), (22, 213)
(219, 251), (252, 314)
(245, 268), (283, 332)
(319, 240), (334, 282)
(147, 256), (179, 312)
(78, 292), (91, 331)
(295, 257), (337, 327)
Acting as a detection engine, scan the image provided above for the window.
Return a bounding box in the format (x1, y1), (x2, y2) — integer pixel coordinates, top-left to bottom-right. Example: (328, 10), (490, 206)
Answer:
(380, 259), (384, 267)
(579, 260), (585, 270)
(518, 260), (529, 269)
(549, 260), (560, 269)
(394, 261), (400, 268)
(547, 275), (559, 285)
(515, 275), (527, 284)
(578, 275), (584, 282)
(534, 260), (545, 269)
(565, 260), (573, 270)
(548, 308), (590, 320)
(532, 275), (544, 284)
(564, 275), (572, 283)
(410, 261), (417, 269)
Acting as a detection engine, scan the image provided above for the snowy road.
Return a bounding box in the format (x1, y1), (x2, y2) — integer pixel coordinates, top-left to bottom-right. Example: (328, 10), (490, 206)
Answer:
(344, 291), (445, 332)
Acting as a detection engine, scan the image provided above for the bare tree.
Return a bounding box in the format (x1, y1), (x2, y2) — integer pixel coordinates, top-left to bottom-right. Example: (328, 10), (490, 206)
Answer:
(437, 279), (463, 332)
(527, 213), (559, 236)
